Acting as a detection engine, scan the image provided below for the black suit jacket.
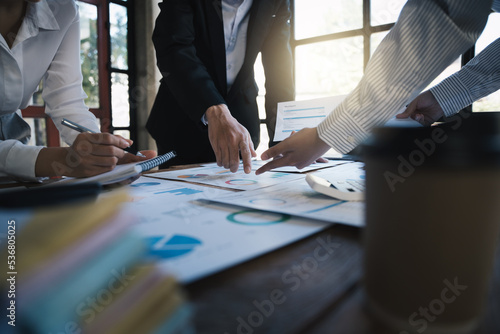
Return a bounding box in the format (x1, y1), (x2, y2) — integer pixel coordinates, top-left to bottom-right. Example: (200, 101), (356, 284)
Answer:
(147, 0), (294, 165)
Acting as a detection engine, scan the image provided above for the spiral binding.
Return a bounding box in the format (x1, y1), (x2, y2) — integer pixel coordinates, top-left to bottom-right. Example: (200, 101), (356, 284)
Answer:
(137, 151), (177, 171)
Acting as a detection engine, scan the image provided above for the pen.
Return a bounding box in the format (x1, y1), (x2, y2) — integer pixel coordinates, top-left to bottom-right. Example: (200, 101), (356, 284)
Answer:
(61, 118), (146, 157)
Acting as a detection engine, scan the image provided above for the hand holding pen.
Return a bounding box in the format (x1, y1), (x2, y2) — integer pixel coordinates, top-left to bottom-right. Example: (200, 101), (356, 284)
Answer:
(36, 118), (155, 178)
(62, 118), (146, 157)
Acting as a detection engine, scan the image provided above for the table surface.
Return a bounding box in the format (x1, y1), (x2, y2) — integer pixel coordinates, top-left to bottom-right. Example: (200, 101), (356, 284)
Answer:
(151, 165), (500, 334)
(185, 223), (500, 334)
(3, 166), (498, 333)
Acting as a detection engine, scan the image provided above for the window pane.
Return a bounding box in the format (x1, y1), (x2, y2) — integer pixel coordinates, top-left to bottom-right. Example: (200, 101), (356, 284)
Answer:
(254, 53), (266, 120)
(31, 82), (44, 106)
(473, 13), (500, 112)
(475, 91), (500, 112)
(371, 0), (406, 26)
(475, 13), (500, 54)
(113, 130), (130, 140)
(110, 3), (128, 70)
(295, 37), (364, 100)
(294, 0), (362, 40)
(425, 57), (461, 91)
(25, 118), (47, 146)
(79, 2), (100, 108)
(255, 124), (269, 158)
(370, 31), (389, 56)
(111, 73), (130, 127)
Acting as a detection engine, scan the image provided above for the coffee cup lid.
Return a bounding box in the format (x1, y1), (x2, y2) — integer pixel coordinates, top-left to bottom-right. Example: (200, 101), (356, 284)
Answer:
(362, 112), (500, 167)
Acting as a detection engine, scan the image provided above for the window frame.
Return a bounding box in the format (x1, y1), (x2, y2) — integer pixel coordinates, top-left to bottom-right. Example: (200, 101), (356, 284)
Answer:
(286, 1), (494, 116)
(109, 0), (138, 150)
(290, 0), (396, 74)
(21, 0), (137, 148)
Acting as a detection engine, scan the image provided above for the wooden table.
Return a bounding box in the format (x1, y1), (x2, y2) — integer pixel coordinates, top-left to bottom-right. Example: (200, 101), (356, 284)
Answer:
(185, 217), (500, 334)
(145, 165), (500, 334)
(4, 166), (498, 333)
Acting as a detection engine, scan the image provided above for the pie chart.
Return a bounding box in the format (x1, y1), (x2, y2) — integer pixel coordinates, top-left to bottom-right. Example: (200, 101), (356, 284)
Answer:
(225, 179), (258, 186)
(226, 210), (290, 225)
(146, 235), (202, 259)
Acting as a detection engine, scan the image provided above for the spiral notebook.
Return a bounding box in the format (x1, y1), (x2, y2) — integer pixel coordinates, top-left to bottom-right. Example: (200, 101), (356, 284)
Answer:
(55, 151), (176, 186)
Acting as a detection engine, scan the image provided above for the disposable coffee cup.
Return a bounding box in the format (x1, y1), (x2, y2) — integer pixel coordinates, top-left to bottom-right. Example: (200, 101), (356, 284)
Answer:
(362, 112), (500, 334)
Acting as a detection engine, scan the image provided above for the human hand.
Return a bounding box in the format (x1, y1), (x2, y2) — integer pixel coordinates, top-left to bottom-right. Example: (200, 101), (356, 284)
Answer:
(397, 91), (444, 126)
(37, 133), (139, 178)
(118, 150), (157, 164)
(315, 157), (329, 163)
(66, 133), (135, 177)
(255, 127), (330, 175)
(206, 104), (256, 174)
(94, 150), (157, 187)
(282, 131), (328, 164)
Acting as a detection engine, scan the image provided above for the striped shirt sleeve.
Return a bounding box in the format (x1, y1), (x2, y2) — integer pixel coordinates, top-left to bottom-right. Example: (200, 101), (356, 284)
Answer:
(430, 38), (500, 117)
(317, 0), (493, 154)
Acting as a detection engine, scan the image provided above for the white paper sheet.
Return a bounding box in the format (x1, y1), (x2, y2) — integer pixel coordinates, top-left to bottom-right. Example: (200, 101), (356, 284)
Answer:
(211, 163), (365, 227)
(124, 177), (328, 283)
(126, 176), (233, 223)
(248, 159), (353, 173)
(201, 159), (352, 173)
(274, 96), (346, 142)
(147, 165), (304, 191)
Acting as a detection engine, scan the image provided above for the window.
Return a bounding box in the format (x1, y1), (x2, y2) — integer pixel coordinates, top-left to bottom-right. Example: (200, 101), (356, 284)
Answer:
(23, 0), (137, 150)
(472, 12), (500, 112)
(254, 0), (407, 155)
(254, 1), (500, 154)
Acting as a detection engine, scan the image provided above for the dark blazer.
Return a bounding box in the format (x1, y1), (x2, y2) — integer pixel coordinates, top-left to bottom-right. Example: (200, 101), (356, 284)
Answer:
(147, 0), (294, 165)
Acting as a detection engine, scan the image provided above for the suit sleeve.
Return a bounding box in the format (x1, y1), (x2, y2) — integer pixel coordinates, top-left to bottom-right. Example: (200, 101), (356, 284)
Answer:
(153, 0), (226, 122)
(260, 0), (294, 144)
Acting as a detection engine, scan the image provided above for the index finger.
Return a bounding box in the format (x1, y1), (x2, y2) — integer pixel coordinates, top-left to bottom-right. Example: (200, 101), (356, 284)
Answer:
(240, 141), (253, 174)
(85, 133), (130, 148)
(396, 103), (416, 119)
(260, 141), (287, 161)
(255, 156), (289, 175)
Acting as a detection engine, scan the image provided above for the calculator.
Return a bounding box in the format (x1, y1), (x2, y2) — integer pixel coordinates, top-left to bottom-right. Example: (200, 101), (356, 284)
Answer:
(306, 173), (365, 201)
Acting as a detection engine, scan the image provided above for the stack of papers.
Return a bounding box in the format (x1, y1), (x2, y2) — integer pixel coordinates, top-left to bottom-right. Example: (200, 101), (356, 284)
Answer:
(125, 160), (364, 283)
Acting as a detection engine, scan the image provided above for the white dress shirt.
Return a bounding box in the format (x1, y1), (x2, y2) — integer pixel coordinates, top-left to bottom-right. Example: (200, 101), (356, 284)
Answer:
(201, 0), (253, 125)
(0, 0), (99, 181)
(317, 0), (498, 154)
(222, 0), (253, 90)
(431, 37), (500, 117)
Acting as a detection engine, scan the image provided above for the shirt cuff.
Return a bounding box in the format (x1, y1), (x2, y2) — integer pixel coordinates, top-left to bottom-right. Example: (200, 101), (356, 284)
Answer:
(201, 112), (208, 126)
(430, 74), (474, 117)
(317, 105), (369, 154)
(4, 143), (45, 181)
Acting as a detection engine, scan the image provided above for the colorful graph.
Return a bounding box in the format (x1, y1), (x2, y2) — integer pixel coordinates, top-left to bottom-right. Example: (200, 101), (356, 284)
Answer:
(146, 235), (202, 259)
(155, 188), (204, 196)
(249, 199), (287, 206)
(269, 173), (290, 179)
(216, 170), (233, 175)
(131, 182), (161, 187)
(225, 179), (258, 186)
(226, 210), (290, 225)
(178, 174), (209, 179)
(304, 201), (346, 214)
